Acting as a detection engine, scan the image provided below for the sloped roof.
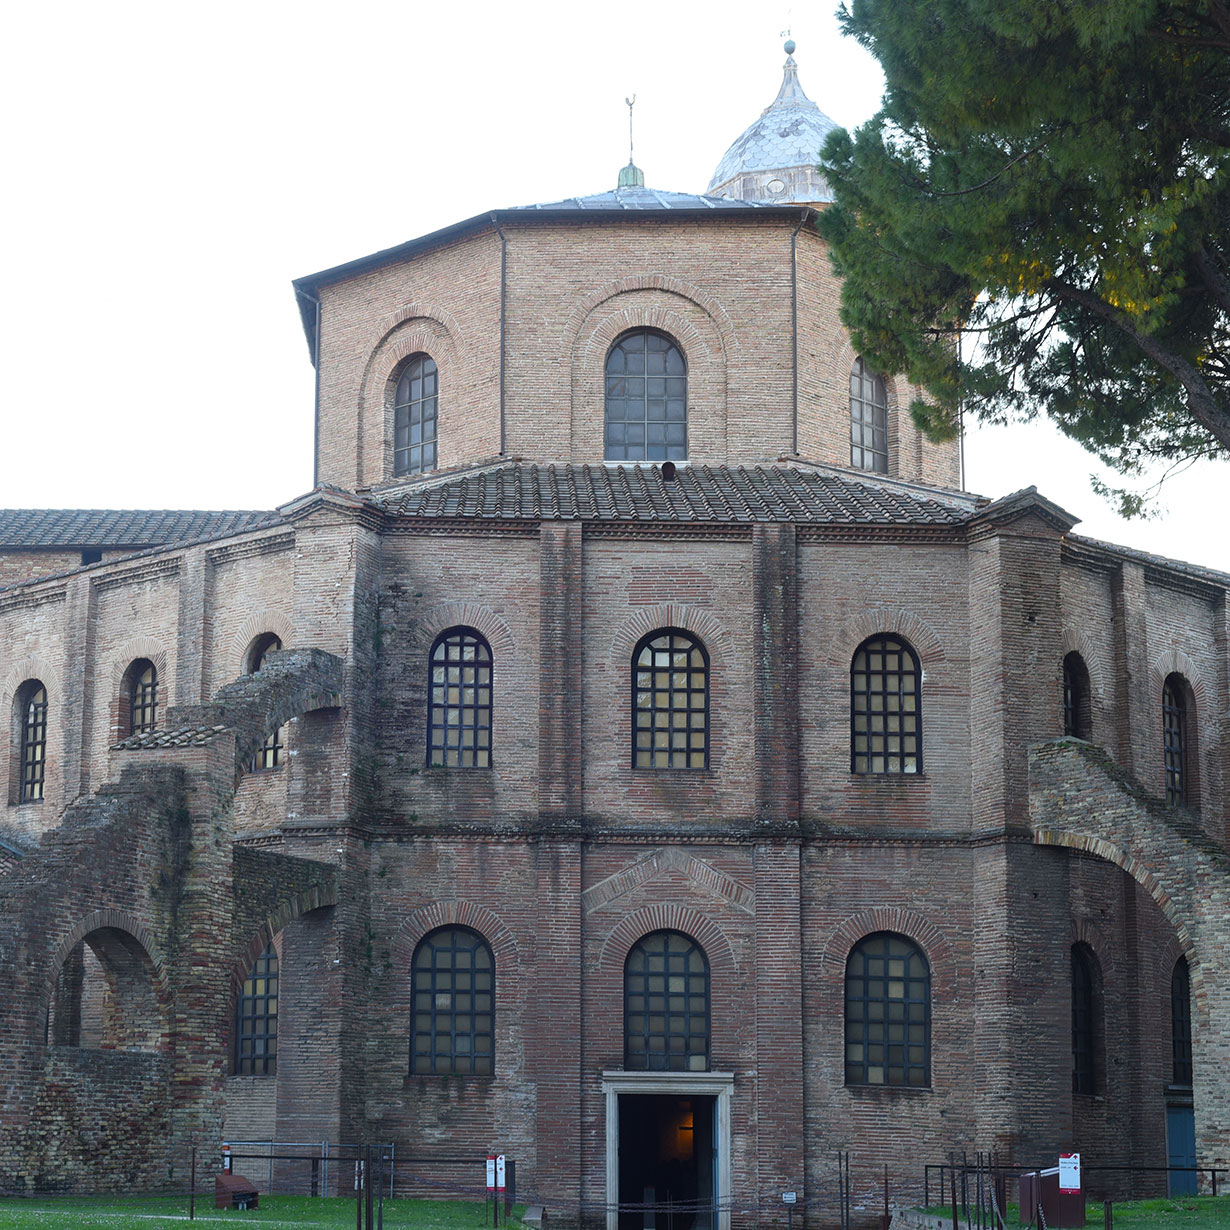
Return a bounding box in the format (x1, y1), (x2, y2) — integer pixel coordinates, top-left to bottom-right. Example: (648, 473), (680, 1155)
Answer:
(0, 508), (280, 550)
(374, 463), (972, 527)
(510, 186), (780, 212)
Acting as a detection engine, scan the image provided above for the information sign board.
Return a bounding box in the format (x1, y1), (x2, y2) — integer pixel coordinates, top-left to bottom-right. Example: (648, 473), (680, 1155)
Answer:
(1059, 1153), (1081, 1195)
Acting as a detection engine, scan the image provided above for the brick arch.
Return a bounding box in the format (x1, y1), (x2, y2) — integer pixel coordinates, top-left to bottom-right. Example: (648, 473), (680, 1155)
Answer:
(565, 276), (738, 360)
(232, 612), (293, 671)
(3, 658), (65, 806)
(2, 657), (65, 707)
(1070, 917), (1116, 980)
(824, 608), (946, 673)
(358, 309), (464, 486)
(40, 908), (173, 1046)
(610, 605), (734, 672)
(569, 288), (729, 464)
(595, 905), (737, 978)
(108, 640), (170, 695)
(408, 603), (517, 659)
(389, 900), (518, 971)
(820, 907), (956, 992)
(818, 329), (905, 416)
(228, 884), (338, 1001)
(1033, 828), (1198, 979)
(1149, 650), (1208, 713)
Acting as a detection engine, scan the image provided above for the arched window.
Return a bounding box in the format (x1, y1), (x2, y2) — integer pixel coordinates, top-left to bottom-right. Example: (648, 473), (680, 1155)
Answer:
(16, 680), (47, 803)
(1171, 956), (1192, 1087)
(1163, 674), (1195, 807)
(236, 942), (278, 1076)
(394, 354), (438, 477)
(850, 357), (888, 473)
(411, 926), (493, 1075)
(632, 629), (708, 769)
(844, 932), (930, 1086)
(1071, 943), (1100, 1095)
(624, 931), (710, 1071)
(604, 330), (687, 462)
(427, 628), (493, 768)
(851, 635), (921, 774)
(125, 659), (158, 736)
(247, 634), (284, 771)
(1062, 652), (1091, 739)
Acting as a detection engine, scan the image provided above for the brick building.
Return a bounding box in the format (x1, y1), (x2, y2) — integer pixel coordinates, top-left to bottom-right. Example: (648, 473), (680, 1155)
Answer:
(1, 46), (1227, 1223)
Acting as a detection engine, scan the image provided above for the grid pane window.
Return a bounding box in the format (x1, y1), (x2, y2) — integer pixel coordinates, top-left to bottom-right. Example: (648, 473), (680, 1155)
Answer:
(845, 933), (930, 1087)
(624, 931), (710, 1072)
(428, 628), (493, 768)
(394, 355), (438, 477)
(129, 660), (157, 735)
(851, 636), (921, 774)
(850, 358), (888, 473)
(1072, 945), (1096, 1094)
(236, 944), (278, 1075)
(1063, 652), (1091, 739)
(1171, 956), (1192, 1087)
(411, 927), (494, 1076)
(633, 630), (708, 769)
(249, 636), (284, 771)
(604, 331), (687, 462)
(19, 682), (47, 803)
(1163, 675), (1188, 807)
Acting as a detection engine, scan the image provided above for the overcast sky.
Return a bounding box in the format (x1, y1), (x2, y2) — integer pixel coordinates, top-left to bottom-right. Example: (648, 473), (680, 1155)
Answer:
(3, 0), (1225, 570)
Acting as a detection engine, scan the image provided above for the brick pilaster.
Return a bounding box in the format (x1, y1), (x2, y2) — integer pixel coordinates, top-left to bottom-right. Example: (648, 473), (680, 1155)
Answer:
(1110, 562), (1151, 776)
(538, 523), (583, 822)
(61, 574), (96, 800)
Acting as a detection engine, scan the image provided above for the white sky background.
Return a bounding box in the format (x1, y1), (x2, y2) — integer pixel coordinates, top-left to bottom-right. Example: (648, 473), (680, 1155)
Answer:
(2, 0), (1225, 570)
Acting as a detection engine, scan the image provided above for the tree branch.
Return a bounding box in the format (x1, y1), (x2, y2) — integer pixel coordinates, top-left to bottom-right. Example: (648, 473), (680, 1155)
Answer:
(1193, 244), (1230, 316)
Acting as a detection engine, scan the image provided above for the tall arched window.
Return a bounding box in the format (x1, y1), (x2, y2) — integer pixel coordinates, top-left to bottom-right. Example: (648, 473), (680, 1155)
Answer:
(624, 931), (710, 1071)
(394, 354), (439, 477)
(851, 635), (921, 774)
(845, 932), (930, 1086)
(1072, 943), (1100, 1095)
(632, 629), (708, 769)
(411, 926), (494, 1075)
(125, 659), (158, 736)
(1171, 956), (1192, 1087)
(850, 357), (888, 473)
(16, 681), (48, 803)
(1063, 652), (1091, 739)
(1163, 674), (1194, 807)
(604, 330), (687, 462)
(235, 942), (278, 1076)
(247, 634), (284, 771)
(428, 628), (493, 768)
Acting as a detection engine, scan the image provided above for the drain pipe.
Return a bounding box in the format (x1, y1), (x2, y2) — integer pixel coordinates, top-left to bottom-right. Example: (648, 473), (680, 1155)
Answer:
(296, 286), (323, 488)
(492, 214), (508, 455)
(791, 210), (806, 456)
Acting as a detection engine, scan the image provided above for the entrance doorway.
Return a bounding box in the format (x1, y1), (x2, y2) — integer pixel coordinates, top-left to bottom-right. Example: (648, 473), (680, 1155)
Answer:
(603, 1071), (732, 1230)
(618, 1094), (714, 1230)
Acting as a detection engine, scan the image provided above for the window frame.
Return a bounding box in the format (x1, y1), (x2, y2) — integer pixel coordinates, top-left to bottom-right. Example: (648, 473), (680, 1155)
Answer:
(126, 659), (158, 737)
(247, 634), (284, 772)
(410, 926), (494, 1077)
(844, 931), (931, 1088)
(850, 357), (889, 474)
(624, 930), (711, 1072)
(1171, 955), (1192, 1088)
(603, 329), (688, 463)
(426, 627), (493, 769)
(850, 635), (922, 775)
(1071, 943), (1099, 1096)
(235, 942), (279, 1076)
(1062, 652), (1092, 740)
(17, 680), (48, 804)
(393, 353), (439, 478)
(1163, 673), (1194, 807)
(631, 627), (709, 771)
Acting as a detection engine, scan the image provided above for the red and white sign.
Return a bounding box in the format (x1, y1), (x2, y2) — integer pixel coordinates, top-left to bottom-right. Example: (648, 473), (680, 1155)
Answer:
(487, 1155), (496, 1191)
(1059, 1153), (1081, 1194)
(496, 1154), (507, 1191)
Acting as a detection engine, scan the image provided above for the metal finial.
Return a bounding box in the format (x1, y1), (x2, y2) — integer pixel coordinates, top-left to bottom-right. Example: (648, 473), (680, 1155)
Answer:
(784, 37), (796, 55)
(625, 95), (636, 164)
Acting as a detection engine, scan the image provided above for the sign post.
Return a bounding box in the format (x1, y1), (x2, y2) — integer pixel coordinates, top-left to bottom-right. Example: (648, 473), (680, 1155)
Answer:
(1059, 1154), (1081, 1196)
(487, 1155), (497, 1226)
(497, 1153), (507, 1221)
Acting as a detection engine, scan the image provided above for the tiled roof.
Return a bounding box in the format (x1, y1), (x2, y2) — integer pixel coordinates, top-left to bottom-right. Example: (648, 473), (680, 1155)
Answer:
(510, 186), (779, 212)
(0, 508), (280, 550)
(112, 724), (228, 752)
(374, 464), (972, 527)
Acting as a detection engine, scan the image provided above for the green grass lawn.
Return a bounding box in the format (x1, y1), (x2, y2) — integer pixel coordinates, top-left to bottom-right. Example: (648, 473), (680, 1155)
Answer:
(920, 1196), (1230, 1230)
(0, 1195), (524, 1229)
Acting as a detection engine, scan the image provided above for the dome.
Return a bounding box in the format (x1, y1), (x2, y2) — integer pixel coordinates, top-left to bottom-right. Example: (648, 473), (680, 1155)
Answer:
(706, 43), (839, 206)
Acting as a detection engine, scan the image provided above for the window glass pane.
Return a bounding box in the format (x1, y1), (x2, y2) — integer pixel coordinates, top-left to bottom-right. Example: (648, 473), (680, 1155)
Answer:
(625, 932), (709, 1071)
(605, 332), (687, 461)
(411, 927), (495, 1076)
(632, 630), (707, 769)
(845, 933), (930, 1087)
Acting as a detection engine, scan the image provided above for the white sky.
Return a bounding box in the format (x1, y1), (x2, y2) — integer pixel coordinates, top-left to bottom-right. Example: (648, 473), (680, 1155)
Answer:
(2, 0), (1225, 570)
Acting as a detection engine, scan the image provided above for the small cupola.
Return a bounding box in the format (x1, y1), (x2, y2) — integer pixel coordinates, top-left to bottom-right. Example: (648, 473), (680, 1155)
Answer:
(706, 39), (839, 206)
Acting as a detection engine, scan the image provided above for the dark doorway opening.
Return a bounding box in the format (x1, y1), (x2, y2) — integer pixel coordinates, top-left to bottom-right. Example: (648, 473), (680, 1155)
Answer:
(618, 1094), (715, 1230)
